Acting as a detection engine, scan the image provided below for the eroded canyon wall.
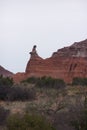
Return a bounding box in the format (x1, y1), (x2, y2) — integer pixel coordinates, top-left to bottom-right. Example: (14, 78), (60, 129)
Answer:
(14, 39), (87, 83)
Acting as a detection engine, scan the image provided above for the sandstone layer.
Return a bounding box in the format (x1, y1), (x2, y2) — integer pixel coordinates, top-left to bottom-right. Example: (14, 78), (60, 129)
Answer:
(14, 39), (87, 83)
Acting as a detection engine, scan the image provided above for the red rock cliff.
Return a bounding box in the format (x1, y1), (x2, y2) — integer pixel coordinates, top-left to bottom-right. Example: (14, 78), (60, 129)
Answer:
(25, 39), (87, 83)
(13, 39), (87, 83)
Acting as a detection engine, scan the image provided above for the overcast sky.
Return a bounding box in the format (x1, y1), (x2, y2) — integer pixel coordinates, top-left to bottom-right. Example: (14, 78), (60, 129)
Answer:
(0, 0), (87, 73)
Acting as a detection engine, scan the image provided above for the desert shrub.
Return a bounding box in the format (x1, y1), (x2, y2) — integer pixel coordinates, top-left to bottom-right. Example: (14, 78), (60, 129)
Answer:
(8, 86), (36, 101)
(0, 84), (36, 101)
(22, 77), (39, 84)
(0, 75), (13, 86)
(36, 76), (66, 89)
(22, 76), (66, 89)
(72, 77), (87, 86)
(0, 85), (11, 100)
(0, 106), (9, 125)
(6, 113), (55, 130)
(70, 97), (87, 130)
(0, 75), (13, 100)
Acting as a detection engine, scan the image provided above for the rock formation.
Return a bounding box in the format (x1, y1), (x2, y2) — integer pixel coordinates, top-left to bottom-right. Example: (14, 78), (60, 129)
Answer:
(52, 39), (87, 57)
(13, 39), (87, 83)
(0, 65), (13, 77)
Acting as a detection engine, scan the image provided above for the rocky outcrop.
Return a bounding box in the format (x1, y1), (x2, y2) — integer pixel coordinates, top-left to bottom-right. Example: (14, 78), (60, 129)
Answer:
(52, 39), (87, 57)
(14, 39), (87, 83)
(13, 72), (26, 83)
(25, 39), (87, 83)
(0, 65), (13, 77)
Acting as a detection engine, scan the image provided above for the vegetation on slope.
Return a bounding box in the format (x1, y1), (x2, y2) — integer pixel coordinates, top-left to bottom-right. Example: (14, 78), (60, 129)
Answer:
(0, 76), (87, 130)
(7, 113), (55, 130)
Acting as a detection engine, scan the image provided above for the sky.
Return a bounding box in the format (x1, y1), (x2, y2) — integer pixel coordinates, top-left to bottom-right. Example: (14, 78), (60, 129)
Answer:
(0, 0), (87, 73)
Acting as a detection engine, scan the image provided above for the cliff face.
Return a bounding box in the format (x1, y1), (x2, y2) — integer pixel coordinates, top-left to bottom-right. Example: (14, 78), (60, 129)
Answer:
(0, 66), (13, 77)
(13, 39), (87, 83)
(25, 39), (87, 83)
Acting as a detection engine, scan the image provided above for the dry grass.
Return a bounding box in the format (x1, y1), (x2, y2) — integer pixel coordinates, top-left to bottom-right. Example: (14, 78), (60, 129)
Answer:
(0, 84), (87, 115)
(0, 84), (87, 130)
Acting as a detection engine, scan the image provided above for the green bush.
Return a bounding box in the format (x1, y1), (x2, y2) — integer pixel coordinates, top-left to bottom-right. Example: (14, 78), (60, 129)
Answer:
(0, 85), (11, 100)
(0, 83), (36, 101)
(36, 76), (66, 89)
(0, 75), (13, 86)
(8, 86), (36, 101)
(22, 76), (66, 89)
(22, 77), (39, 84)
(0, 75), (13, 100)
(72, 77), (87, 86)
(0, 85), (11, 101)
(7, 113), (55, 130)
